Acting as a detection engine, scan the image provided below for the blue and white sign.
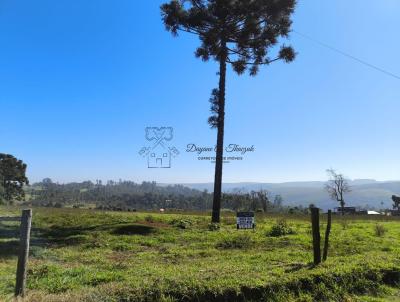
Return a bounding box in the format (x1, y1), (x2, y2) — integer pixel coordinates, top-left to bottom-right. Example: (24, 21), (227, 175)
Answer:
(236, 212), (255, 229)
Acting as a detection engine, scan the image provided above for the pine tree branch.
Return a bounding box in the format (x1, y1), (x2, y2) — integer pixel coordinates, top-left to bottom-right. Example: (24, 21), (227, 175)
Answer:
(226, 57), (280, 65)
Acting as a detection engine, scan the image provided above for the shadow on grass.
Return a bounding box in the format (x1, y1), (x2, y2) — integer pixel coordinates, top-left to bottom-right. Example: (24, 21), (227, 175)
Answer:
(0, 222), (104, 257)
(0, 228), (47, 258)
(0, 222), (21, 258)
(284, 262), (315, 273)
(0, 240), (19, 257)
(34, 222), (122, 246)
(0, 222), (157, 259)
(111, 224), (156, 236)
(0, 224), (20, 239)
(36, 222), (156, 246)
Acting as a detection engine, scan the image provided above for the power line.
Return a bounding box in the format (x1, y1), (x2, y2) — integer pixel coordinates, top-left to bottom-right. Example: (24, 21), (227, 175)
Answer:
(293, 30), (400, 81)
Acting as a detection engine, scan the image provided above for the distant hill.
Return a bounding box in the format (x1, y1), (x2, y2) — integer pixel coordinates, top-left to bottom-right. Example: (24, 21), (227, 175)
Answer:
(172, 180), (400, 210)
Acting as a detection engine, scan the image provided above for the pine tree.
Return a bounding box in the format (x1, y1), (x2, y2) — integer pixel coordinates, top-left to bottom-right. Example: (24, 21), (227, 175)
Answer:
(161, 0), (296, 222)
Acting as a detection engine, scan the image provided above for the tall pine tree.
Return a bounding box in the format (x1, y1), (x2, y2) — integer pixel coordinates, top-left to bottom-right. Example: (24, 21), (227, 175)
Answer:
(161, 0), (296, 222)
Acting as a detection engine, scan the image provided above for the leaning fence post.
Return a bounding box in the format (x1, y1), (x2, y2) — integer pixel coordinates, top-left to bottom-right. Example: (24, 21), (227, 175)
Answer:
(322, 210), (332, 261)
(15, 209), (32, 297)
(311, 207), (321, 265)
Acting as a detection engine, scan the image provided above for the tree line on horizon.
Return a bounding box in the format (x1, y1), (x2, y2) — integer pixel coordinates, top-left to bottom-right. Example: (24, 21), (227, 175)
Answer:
(0, 152), (313, 214)
(2, 153), (398, 215)
(24, 178), (301, 213)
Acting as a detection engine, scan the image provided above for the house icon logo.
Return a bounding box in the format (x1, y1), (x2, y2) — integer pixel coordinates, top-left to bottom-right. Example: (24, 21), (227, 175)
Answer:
(139, 127), (179, 168)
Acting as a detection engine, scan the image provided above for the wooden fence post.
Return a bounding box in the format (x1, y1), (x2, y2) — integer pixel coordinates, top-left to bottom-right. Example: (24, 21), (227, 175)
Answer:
(15, 209), (32, 297)
(322, 210), (332, 261)
(311, 207), (321, 265)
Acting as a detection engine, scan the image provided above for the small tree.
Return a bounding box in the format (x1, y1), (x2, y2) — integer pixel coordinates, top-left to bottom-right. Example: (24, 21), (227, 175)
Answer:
(392, 195), (400, 211)
(0, 154), (29, 204)
(273, 194), (283, 208)
(257, 190), (270, 213)
(161, 0), (296, 222)
(325, 169), (351, 215)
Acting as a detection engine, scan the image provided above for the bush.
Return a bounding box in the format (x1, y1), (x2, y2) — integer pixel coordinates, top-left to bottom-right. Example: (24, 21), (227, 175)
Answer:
(267, 219), (295, 237)
(375, 224), (387, 237)
(170, 218), (193, 229)
(216, 234), (253, 249)
(208, 223), (220, 231)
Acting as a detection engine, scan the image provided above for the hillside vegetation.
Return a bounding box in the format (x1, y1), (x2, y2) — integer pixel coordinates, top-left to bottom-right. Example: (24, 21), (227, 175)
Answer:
(1, 207), (400, 301)
(183, 180), (400, 210)
(23, 178), (400, 212)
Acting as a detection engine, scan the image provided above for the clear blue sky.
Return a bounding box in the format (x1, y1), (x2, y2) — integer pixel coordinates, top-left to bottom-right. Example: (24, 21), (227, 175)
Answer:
(1, 0), (399, 184)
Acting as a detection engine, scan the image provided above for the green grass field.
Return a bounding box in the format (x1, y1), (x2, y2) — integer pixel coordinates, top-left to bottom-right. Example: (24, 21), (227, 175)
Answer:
(1, 207), (400, 301)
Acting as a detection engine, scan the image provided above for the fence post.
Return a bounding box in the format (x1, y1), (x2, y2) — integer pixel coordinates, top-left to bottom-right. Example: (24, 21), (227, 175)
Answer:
(322, 210), (332, 261)
(311, 207), (321, 265)
(15, 209), (32, 297)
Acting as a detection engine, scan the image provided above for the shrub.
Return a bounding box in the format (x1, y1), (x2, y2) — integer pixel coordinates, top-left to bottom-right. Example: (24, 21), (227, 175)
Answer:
(267, 219), (295, 237)
(208, 223), (220, 231)
(170, 218), (193, 229)
(216, 234), (253, 249)
(375, 224), (387, 237)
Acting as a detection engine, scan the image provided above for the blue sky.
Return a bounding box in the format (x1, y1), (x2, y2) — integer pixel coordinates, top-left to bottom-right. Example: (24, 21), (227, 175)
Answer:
(1, 0), (399, 184)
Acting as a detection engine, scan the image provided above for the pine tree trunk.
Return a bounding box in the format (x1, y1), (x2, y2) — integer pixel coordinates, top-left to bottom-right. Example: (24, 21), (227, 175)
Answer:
(211, 43), (227, 223)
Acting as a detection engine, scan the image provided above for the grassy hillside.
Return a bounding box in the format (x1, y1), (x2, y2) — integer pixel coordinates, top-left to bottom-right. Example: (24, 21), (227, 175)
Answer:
(1, 207), (400, 301)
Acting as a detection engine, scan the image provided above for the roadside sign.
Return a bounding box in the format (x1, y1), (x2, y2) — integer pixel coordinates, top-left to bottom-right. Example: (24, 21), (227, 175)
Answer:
(236, 212), (255, 229)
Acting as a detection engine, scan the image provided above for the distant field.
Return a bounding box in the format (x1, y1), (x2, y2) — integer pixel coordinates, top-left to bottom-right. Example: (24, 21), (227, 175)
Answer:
(1, 207), (400, 301)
